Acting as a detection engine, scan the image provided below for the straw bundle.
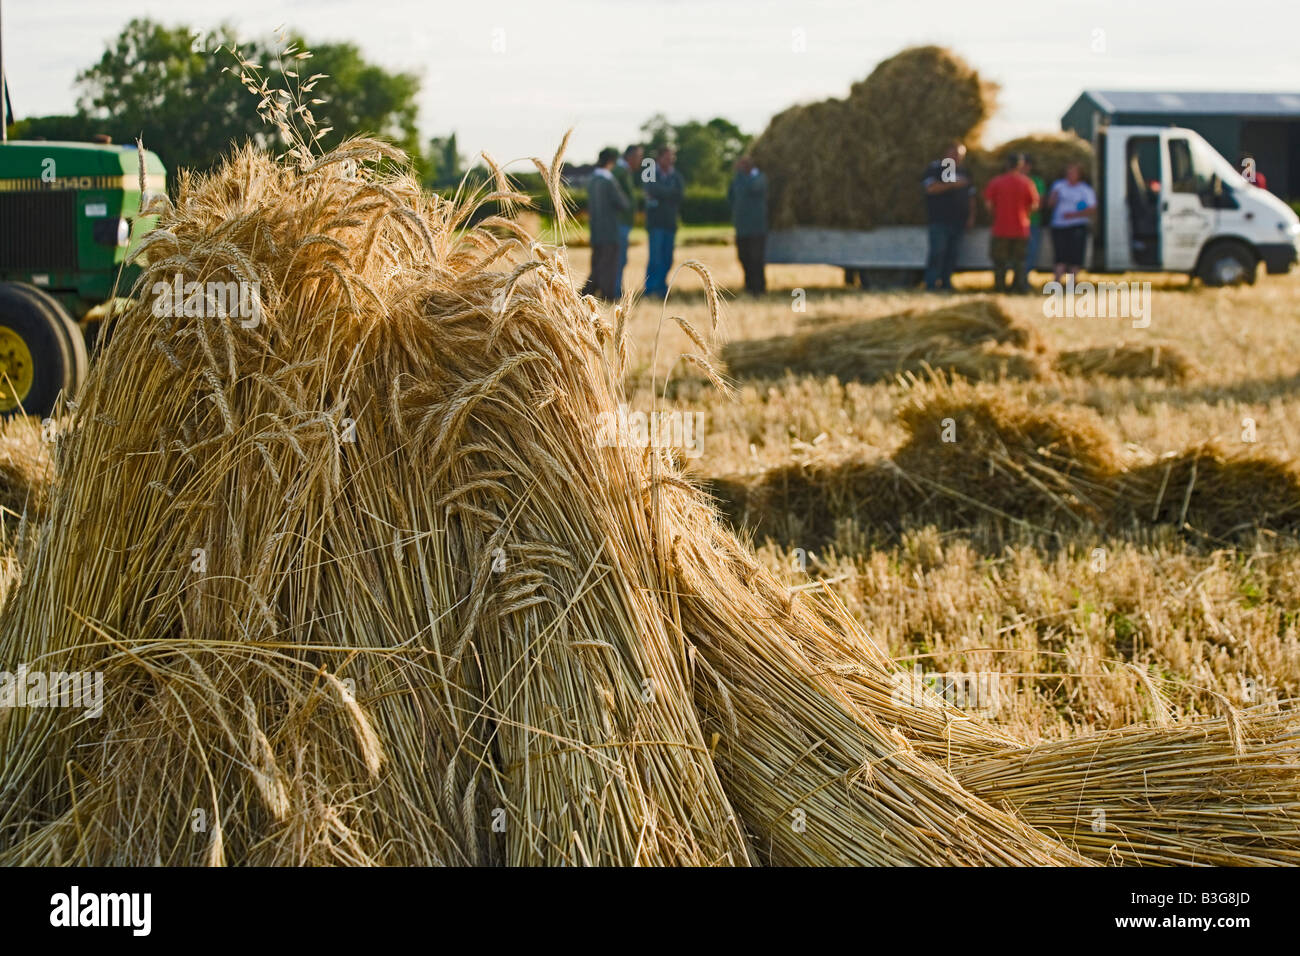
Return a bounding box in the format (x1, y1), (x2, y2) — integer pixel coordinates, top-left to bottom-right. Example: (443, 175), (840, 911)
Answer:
(1121, 442), (1300, 538)
(957, 709), (1300, 865)
(0, 137), (1097, 866)
(706, 378), (1123, 546)
(1057, 344), (1197, 382)
(711, 385), (1300, 548)
(0, 416), (52, 521)
(0, 141), (752, 866)
(893, 376), (1122, 525)
(721, 300), (1049, 384)
(660, 486), (1084, 864)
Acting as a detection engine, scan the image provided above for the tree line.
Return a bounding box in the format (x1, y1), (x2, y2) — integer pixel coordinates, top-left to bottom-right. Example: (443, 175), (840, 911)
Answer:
(11, 19), (749, 196)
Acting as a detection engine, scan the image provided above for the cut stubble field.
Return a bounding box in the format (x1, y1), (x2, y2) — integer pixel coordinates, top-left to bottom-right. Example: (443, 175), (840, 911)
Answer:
(570, 239), (1300, 741)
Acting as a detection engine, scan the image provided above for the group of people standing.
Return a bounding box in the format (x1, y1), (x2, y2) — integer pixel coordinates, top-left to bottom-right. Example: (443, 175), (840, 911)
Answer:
(583, 145), (769, 301)
(922, 141), (1096, 293)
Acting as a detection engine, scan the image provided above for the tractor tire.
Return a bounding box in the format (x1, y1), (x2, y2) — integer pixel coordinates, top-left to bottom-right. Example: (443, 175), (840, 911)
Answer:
(0, 283), (79, 419)
(17, 285), (88, 396)
(1197, 240), (1258, 287)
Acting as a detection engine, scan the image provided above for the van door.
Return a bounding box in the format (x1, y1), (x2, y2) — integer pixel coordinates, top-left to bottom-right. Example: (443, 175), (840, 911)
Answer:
(1125, 135), (1161, 268)
(1160, 132), (1216, 271)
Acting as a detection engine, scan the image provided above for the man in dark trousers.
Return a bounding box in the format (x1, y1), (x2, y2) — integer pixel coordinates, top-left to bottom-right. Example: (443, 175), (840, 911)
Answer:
(613, 144), (643, 297)
(921, 141), (975, 291)
(582, 147), (629, 301)
(728, 155), (768, 295)
(983, 152), (1039, 293)
(643, 146), (685, 297)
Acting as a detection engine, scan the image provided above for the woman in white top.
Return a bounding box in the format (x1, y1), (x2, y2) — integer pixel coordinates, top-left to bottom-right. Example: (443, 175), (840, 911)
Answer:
(1045, 163), (1097, 281)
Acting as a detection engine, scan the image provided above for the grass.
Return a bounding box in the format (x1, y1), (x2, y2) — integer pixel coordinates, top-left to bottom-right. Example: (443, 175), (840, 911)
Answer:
(537, 217), (736, 247)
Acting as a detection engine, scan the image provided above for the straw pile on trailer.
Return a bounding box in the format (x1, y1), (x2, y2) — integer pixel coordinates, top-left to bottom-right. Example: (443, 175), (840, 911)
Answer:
(749, 46), (1094, 229)
(977, 133), (1095, 193)
(751, 46), (997, 229)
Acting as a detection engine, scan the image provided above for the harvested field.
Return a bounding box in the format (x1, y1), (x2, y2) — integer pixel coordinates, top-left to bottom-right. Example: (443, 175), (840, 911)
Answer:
(5, 116), (1300, 869)
(711, 377), (1300, 547)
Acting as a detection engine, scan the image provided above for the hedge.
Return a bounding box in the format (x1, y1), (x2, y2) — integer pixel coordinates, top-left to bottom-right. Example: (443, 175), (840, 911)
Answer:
(433, 186), (735, 227)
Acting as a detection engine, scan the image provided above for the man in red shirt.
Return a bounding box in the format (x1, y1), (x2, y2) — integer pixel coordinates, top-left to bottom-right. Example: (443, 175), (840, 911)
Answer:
(983, 153), (1039, 293)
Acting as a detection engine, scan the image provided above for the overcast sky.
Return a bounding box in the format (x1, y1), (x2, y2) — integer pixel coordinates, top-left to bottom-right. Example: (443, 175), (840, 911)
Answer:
(7, 0), (1300, 168)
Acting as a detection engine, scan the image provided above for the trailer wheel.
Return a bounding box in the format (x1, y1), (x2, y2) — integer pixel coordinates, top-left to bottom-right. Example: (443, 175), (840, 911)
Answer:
(0, 283), (79, 418)
(860, 268), (922, 290)
(1197, 240), (1258, 287)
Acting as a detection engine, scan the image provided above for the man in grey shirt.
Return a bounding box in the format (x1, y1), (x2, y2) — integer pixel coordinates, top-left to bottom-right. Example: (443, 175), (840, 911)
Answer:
(582, 147), (630, 301)
(728, 156), (768, 295)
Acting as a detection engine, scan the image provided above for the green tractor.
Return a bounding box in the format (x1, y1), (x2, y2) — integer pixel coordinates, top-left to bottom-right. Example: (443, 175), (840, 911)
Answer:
(0, 140), (165, 417)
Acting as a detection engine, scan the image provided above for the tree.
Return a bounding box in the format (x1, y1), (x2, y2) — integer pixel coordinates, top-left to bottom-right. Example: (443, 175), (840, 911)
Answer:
(71, 19), (424, 177)
(294, 41), (422, 162)
(426, 133), (464, 187)
(74, 20), (252, 174)
(638, 114), (674, 156)
(635, 114), (750, 191)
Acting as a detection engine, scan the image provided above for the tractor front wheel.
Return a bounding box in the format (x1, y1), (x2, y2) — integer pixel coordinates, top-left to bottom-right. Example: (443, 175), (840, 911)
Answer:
(0, 283), (83, 419)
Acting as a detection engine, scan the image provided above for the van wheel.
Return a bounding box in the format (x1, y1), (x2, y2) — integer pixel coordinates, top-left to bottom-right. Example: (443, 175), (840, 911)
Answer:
(1198, 240), (1257, 286)
(0, 283), (80, 418)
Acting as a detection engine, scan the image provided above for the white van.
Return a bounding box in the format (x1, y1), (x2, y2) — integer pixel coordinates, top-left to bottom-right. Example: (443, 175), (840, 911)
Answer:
(1098, 125), (1300, 284)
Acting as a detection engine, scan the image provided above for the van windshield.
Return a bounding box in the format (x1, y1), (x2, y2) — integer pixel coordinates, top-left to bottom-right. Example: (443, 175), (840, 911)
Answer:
(1168, 134), (1246, 205)
(1192, 135), (1248, 184)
